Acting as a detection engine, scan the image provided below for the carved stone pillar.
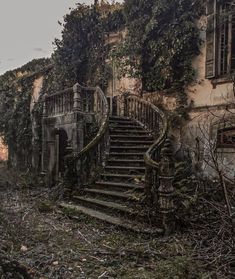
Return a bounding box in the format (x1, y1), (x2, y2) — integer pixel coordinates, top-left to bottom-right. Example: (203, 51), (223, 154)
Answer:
(72, 83), (85, 189)
(144, 165), (153, 203)
(158, 138), (175, 235)
(73, 83), (82, 112)
(42, 93), (48, 118)
(41, 94), (48, 173)
(123, 92), (129, 117)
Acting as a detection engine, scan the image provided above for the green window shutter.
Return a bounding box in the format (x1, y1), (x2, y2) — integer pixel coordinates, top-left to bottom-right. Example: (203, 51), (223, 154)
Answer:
(205, 0), (217, 78)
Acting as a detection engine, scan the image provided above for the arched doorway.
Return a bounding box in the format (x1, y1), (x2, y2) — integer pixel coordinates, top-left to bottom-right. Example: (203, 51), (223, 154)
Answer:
(55, 128), (68, 178)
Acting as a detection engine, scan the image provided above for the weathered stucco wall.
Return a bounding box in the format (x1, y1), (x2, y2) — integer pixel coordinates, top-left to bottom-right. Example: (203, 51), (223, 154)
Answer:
(104, 20), (235, 177)
(187, 43), (234, 108)
(31, 76), (44, 170)
(105, 30), (143, 98)
(106, 73), (142, 98)
(186, 16), (234, 108)
(143, 92), (177, 111)
(180, 15), (235, 178)
(30, 76), (44, 112)
(0, 138), (8, 161)
(183, 109), (235, 178)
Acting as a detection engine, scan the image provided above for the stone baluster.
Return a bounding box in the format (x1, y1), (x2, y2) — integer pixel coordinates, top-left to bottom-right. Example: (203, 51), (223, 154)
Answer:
(158, 138), (175, 235)
(72, 83), (85, 188)
(144, 165), (153, 203)
(123, 92), (129, 117)
(73, 83), (82, 112)
(41, 94), (48, 176)
(43, 94), (48, 118)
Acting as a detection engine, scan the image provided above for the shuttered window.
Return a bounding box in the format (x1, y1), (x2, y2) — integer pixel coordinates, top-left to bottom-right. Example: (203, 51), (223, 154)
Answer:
(231, 8), (235, 70)
(206, 0), (217, 78)
(217, 127), (235, 148)
(206, 0), (235, 78)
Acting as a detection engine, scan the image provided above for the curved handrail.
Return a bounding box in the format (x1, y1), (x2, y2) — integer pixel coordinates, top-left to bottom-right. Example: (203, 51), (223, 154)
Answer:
(144, 113), (168, 169)
(75, 87), (109, 158)
(117, 93), (168, 202)
(122, 93), (168, 169)
(64, 85), (109, 187)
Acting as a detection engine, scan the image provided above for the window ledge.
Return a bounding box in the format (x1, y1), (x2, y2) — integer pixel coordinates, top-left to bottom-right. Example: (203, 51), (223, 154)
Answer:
(217, 145), (235, 149)
(216, 147), (235, 153)
(210, 76), (234, 88)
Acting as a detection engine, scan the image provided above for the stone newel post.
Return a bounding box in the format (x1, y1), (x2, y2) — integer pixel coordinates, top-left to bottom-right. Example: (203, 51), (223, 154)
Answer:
(73, 83), (82, 112)
(41, 94), (48, 174)
(72, 83), (85, 188)
(42, 93), (48, 118)
(158, 139), (175, 235)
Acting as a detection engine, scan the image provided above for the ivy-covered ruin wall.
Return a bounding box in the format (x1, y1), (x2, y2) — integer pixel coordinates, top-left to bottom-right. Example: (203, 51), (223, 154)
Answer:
(0, 0), (207, 170)
(0, 58), (52, 169)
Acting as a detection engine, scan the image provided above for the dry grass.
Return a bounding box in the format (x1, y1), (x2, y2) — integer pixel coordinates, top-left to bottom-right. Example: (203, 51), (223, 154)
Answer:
(0, 164), (230, 278)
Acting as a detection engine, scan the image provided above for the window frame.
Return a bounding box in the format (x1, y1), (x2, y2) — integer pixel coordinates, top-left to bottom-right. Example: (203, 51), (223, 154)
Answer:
(216, 126), (235, 148)
(217, 1), (235, 76)
(206, 0), (235, 81)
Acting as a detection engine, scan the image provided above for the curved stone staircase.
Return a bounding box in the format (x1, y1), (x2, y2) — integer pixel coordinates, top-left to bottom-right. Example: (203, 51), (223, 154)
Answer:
(60, 115), (163, 234)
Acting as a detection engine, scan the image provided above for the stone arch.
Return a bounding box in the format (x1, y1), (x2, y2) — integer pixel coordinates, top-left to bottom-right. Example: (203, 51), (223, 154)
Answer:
(54, 128), (69, 177)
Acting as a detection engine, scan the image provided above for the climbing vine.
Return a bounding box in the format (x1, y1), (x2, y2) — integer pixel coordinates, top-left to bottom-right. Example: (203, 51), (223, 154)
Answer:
(113, 0), (204, 104)
(0, 2), (125, 169)
(51, 2), (125, 92)
(0, 58), (51, 168)
(0, 0), (206, 167)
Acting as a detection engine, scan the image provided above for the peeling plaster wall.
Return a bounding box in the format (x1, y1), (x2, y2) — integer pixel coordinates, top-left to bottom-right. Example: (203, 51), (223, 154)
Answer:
(105, 30), (143, 99)
(104, 20), (235, 177)
(106, 74), (142, 98)
(31, 76), (44, 170)
(181, 16), (235, 159)
(30, 76), (44, 112)
(186, 44), (234, 108)
(182, 16), (235, 177)
(143, 92), (177, 111)
(186, 16), (234, 108)
(183, 109), (235, 179)
(0, 138), (8, 161)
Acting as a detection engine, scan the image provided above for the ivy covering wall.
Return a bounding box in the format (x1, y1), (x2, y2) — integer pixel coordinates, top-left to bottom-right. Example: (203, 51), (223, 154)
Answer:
(114, 0), (204, 102)
(50, 2), (124, 92)
(0, 58), (51, 168)
(0, 2), (124, 169)
(0, 0), (205, 169)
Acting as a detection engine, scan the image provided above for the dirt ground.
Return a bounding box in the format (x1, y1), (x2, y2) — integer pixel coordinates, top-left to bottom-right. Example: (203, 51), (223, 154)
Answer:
(0, 163), (230, 279)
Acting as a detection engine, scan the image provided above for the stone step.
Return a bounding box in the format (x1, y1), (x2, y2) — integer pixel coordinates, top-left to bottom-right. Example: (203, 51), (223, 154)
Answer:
(95, 181), (144, 191)
(83, 188), (139, 201)
(109, 152), (144, 159)
(73, 196), (134, 214)
(110, 125), (143, 130)
(110, 134), (154, 139)
(107, 159), (145, 166)
(72, 196), (148, 223)
(104, 166), (145, 174)
(105, 165), (145, 170)
(110, 130), (151, 135)
(109, 120), (137, 126)
(60, 203), (163, 234)
(110, 140), (153, 146)
(109, 116), (131, 122)
(110, 146), (149, 153)
(100, 172), (144, 180)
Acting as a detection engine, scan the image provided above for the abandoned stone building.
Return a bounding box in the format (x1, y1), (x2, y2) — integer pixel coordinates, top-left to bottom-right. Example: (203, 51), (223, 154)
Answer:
(184, 0), (235, 178)
(1, 0), (234, 232)
(37, 0), (234, 231)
